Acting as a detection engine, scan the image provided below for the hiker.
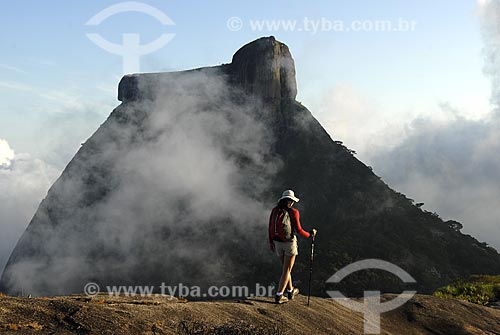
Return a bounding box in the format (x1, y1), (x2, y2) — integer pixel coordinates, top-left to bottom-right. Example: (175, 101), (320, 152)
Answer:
(269, 190), (317, 304)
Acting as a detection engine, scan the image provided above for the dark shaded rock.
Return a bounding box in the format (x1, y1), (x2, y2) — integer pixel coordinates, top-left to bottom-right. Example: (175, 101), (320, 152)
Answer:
(487, 300), (500, 309)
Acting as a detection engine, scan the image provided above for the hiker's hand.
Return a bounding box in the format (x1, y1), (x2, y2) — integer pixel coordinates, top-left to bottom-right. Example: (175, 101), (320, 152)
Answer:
(310, 229), (317, 238)
(269, 242), (275, 252)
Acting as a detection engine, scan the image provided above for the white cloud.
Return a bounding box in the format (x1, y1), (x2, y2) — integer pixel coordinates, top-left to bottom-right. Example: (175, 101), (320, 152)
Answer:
(313, 84), (380, 149)
(478, 0), (500, 108)
(312, 84), (411, 161)
(0, 140), (60, 273)
(477, 0), (493, 9)
(0, 64), (27, 75)
(368, 113), (500, 251)
(0, 81), (33, 92)
(0, 139), (15, 167)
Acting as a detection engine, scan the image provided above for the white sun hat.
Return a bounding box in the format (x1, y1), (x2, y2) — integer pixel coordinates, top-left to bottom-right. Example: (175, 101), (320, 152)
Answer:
(278, 189), (300, 202)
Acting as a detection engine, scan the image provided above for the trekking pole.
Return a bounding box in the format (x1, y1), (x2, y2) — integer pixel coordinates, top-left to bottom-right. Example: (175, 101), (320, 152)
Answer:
(307, 234), (315, 307)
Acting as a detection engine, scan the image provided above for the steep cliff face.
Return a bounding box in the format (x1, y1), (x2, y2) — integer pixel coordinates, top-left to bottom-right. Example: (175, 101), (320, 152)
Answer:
(2, 36), (499, 296)
(228, 36), (297, 103)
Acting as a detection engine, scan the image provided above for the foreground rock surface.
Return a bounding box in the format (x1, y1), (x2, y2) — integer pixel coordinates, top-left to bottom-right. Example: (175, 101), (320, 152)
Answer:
(0, 294), (499, 334)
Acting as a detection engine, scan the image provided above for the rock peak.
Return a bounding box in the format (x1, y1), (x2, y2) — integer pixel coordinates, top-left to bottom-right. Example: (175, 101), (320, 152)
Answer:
(117, 37), (298, 104)
(228, 36), (297, 102)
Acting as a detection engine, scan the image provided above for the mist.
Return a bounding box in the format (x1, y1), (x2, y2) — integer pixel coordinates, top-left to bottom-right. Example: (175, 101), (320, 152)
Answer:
(364, 0), (500, 251)
(0, 95), (114, 277)
(1, 68), (281, 295)
(0, 142), (60, 273)
(369, 113), (500, 250)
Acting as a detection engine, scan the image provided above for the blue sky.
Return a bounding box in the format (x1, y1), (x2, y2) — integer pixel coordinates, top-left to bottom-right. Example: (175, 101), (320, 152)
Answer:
(1, 0), (500, 269)
(0, 1), (491, 157)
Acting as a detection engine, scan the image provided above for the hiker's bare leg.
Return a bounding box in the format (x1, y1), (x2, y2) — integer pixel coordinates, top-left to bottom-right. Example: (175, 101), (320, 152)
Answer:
(278, 255), (296, 294)
(279, 254), (294, 291)
(287, 274), (293, 291)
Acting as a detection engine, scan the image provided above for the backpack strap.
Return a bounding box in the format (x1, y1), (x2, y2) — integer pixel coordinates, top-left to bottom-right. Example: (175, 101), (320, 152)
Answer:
(273, 208), (280, 238)
(285, 208), (296, 240)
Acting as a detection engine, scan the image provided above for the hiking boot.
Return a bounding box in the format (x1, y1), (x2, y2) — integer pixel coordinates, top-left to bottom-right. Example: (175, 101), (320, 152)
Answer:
(287, 287), (299, 300)
(275, 294), (289, 304)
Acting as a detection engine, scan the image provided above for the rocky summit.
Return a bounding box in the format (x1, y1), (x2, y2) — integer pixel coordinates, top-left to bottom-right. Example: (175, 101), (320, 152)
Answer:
(1, 36), (500, 297)
(1, 293), (499, 334)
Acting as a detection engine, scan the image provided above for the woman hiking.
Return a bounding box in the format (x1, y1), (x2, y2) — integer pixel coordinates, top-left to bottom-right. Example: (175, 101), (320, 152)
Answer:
(269, 190), (317, 304)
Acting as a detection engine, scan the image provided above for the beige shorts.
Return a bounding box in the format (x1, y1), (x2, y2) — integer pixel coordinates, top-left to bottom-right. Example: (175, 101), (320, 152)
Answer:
(274, 236), (298, 257)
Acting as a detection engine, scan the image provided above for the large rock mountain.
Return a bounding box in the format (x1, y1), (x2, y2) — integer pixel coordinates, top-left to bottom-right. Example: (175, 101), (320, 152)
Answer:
(2, 37), (500, 296)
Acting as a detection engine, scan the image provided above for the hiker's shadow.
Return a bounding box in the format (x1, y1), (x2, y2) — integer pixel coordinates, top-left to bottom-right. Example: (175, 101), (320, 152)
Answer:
(245, 298), (276, 305)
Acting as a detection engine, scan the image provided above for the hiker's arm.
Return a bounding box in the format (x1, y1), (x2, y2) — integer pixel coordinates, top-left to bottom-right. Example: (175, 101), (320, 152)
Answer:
(290, 209), (311, 238)
(268, 210), (275, 251)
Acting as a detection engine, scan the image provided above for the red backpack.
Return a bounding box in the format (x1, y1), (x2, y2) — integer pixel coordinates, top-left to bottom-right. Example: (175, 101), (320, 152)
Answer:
(270, 208), (294, 242)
